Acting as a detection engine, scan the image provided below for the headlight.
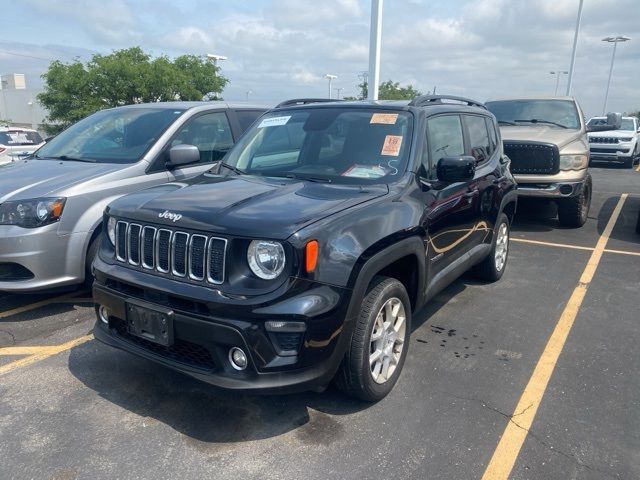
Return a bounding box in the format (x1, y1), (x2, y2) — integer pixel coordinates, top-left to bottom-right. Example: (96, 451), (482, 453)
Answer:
(619, 137), (633, 142)
(0, 197), (66, 228)
(247, 240), (286, 280)
(107, 217), (117, 245)
(559, 154), (588, 171)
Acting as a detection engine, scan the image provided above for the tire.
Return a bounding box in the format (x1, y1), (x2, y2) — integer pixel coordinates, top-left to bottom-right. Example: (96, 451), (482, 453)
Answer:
(335, 276), (411, 402)
(623, 157), (634, 169)
(84, 235), (100, 290)
(473, 213), (510, 282)
(557, 174), (592, 228)
(636, 210), (640, 234)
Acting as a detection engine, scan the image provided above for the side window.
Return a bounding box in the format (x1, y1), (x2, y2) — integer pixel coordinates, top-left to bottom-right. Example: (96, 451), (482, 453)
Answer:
(485, 117), (498, 157)
(464, 115), (491, 163)
(426, 115), (465, 177)
(170, 112), (234, 165)
(236, 110), (265, 132)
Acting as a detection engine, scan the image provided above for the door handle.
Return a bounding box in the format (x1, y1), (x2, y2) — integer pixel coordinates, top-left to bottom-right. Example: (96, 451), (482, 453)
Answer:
(464, 189), (479, 198)
(493, 176), (507, 184)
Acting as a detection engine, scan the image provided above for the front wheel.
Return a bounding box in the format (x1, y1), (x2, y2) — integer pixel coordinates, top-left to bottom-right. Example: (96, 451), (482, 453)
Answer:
(557, 174), (592, 228)
(335, 277), (411, 402)
(473, 213), (510, 282)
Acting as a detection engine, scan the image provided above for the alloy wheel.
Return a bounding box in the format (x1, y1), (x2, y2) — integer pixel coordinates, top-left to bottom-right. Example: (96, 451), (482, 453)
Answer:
(494, 222), (509, 272)
(369, 297), (407, 384)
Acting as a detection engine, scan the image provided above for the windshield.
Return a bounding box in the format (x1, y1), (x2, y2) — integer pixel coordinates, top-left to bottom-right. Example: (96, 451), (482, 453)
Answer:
(222, 108), (413, 184)
(588, 117), (636, 131)
(35, 107), (186, 164)
(0, 130), (43, 146)
(486, 100), (581, 129)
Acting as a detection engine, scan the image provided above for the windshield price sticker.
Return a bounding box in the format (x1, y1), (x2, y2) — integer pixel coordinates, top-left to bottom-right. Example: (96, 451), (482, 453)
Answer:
(381, 135), (403, 156)
(258, 116), (291, 128)
(370, 113), (398, 125)
(342, 164), (388, 178)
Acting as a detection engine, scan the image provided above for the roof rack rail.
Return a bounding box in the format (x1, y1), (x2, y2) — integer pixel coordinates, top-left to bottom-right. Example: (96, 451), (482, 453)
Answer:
(275, 98), (343, 108)
(408, 94), (486, 109)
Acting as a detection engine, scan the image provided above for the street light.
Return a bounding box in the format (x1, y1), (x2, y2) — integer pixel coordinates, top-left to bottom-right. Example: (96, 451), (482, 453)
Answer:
(565, 0), (583, 96)
(601, 35), (631, 114)
(549, 71), (568, 96)
(325, 74), (337, 99)
(334, 87), (343, 100)
(206, 53), (228, 65)
(246, 90), (253, 101)
(368, 0), (383, 100)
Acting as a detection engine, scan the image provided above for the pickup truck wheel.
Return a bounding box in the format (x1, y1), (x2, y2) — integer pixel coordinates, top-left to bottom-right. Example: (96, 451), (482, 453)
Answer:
(335, 276), (411, 402)
(473, 213), (510, 282)
(557, 174), (592, 228)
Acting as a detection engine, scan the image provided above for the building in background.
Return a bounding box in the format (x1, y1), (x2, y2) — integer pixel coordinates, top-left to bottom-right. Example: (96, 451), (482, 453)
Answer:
(0, 74), (47, 133)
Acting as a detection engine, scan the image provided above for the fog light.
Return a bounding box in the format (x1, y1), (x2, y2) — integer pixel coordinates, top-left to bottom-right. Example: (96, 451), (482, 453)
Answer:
(98, 305), (109, 324)
(229, 347), (248, 370)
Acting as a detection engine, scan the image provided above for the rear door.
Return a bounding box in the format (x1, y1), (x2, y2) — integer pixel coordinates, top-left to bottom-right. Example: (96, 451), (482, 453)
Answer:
(420, 114), (478, 279)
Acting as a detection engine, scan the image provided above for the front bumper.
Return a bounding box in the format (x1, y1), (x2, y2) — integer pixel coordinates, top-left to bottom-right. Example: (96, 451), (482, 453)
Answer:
(92, 255), (355, 394)
(0, 224), (88, 292)
(516, 181), (586, 198)
(589, 146), (635, 164)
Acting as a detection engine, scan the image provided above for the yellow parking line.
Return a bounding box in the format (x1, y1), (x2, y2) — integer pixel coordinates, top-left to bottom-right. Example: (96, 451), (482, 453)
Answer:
(0, 290), (88, 319)
(511, 237), (594, 252)
(481, 194), (628, 480)
(635, 163), (640, 172)
(0, 334), (93, 375)
(0, 346), (50, 356)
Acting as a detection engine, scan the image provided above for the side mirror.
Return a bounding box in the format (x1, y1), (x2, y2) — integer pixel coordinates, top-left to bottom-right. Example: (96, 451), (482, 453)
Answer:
(437, 156), (476, 183)
(587, 112), (623, 133)
(167, 144), (200, 169)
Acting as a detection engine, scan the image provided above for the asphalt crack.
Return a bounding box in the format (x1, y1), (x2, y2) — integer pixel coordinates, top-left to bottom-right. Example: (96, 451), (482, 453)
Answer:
(436, 389), (621, 479)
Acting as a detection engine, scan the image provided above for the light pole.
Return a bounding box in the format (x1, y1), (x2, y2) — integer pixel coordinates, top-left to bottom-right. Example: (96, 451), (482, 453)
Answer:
(334, 87), (343, 100)
(206, 54), (227, 100)
(602, 35), (631, 114)
(245, 90), (252, 101)
(367, 0), (383, 100)
(550, 71), (568, 96)
(325, 74), (337, 99)
(565, 0), (583, 96)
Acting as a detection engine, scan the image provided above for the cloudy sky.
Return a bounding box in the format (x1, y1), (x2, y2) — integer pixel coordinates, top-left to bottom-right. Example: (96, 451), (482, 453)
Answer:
(1, 0), (638, 117)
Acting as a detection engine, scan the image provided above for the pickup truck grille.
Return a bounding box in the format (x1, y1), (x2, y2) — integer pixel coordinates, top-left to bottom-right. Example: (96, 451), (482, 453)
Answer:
(589, 136), (618, 144)
(115, 221), (226, 284)
(503, 141), (560, 175)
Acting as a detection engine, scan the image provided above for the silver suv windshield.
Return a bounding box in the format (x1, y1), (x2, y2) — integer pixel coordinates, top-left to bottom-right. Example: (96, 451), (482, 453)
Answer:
(35, 107), (186, 164)
(588, 117), (635, 131)
(222, 107), (413, 184)
(486, 100), (581, 130)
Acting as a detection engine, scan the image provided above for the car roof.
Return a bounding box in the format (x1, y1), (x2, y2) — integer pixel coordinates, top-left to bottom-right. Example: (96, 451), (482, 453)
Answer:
(104, 101), (271, 112)
(0, 126), (39, 133)
(486, 96), (576, 102)
(588, 116), (636, 120)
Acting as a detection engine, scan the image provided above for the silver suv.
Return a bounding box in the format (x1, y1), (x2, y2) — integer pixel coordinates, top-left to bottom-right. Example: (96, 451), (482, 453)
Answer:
(0, 102), (267, 292)
(587, 116), (639, 169)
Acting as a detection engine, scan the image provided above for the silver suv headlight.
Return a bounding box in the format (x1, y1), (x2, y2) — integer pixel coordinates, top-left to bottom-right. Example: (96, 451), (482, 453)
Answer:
(107, 217), (117, 246)
(0, 197), (66, 228)
(247, 240), (286, 280)
(559, 154), (588, 171)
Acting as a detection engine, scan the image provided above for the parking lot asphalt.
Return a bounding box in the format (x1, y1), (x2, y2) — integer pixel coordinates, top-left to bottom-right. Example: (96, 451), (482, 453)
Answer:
(0, 166), (638, 480)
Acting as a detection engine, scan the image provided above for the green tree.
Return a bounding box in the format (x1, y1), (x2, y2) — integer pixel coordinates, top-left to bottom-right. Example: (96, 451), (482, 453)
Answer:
(344, 80), (421, 101)
(38, 47), (228, 134)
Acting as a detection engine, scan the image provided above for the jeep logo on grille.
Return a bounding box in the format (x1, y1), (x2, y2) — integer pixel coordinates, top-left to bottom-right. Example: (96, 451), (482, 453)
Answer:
(158, 210), (182, 222)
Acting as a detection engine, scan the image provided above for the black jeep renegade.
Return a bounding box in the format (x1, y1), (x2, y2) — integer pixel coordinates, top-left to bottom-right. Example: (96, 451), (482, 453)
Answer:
(93, 95), (517, 401)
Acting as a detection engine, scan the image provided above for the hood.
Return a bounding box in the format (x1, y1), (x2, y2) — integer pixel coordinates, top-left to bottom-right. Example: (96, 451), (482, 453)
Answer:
(0, 159), (125, 203)
(587, 129), (636, 138)
(499, 126), (584, 149)
(107, 174), (389, 239)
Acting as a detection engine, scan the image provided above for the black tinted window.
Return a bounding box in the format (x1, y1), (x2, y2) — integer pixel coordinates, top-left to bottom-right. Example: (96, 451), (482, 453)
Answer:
(427, 115), (465, 169)
(236, 110), (265, 132)
(485, 117), (498, 155)
(170, 112), (233, 164)
(464, 115), (490, 163)
(0, 130), (44, 146)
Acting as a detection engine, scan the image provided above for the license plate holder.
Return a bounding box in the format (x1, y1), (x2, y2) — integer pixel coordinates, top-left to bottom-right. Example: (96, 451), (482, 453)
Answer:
(125, 302), (174, 347)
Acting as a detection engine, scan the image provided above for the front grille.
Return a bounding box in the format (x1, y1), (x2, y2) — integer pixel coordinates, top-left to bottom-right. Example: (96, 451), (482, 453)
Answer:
(590, 147), (629, 154)
(111, 318), (215, 370)
(114, 221), (227, 284)
(589, 136), (618, 144)
(504, 141), (560, 175)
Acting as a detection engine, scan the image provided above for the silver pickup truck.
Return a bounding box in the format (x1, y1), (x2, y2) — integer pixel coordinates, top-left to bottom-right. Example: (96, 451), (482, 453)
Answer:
(0, 102), (267, 292)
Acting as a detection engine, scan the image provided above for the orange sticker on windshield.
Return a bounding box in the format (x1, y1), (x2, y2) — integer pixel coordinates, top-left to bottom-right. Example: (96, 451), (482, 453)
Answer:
(381, 135), (403, 156)
(370, 113), (399, 124)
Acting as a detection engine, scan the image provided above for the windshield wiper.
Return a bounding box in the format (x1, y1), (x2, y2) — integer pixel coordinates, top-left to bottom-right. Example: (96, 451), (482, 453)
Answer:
(215, 161), (246, 175)
(514, 119), (568, 129)
(45, 155), (97, 163)
(283, 173), (332, 183)
(498, 120), (517, 126)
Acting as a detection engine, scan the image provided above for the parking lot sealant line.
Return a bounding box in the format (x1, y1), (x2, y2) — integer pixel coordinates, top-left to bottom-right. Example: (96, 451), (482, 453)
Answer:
(0, 334), (93, 375)
(481, 193), (628, 480)
(511, 238), (594, 252)
(0, 291), (88, 319)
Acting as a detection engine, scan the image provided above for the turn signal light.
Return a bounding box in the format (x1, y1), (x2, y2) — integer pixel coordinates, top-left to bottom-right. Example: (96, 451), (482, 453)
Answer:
(305, 240), (319, 273)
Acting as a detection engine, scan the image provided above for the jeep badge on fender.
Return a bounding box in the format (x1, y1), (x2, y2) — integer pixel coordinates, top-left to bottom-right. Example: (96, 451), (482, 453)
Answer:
(93, 96), (517, 402)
